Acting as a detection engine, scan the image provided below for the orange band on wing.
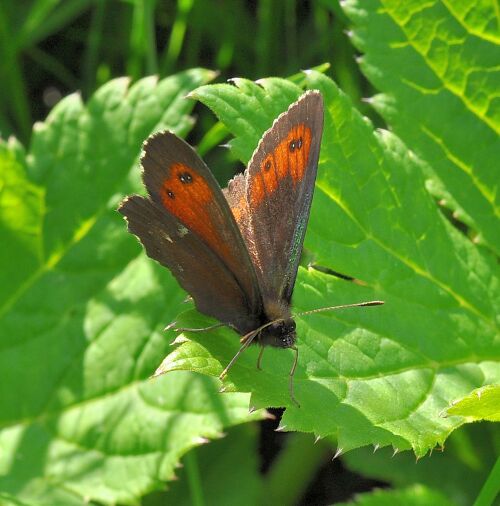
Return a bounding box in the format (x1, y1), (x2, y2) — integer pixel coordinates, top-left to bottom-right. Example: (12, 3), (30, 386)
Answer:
(160, 162), (212, 215)
(159, 162), (231, 261)
(251, 123), (312, 206)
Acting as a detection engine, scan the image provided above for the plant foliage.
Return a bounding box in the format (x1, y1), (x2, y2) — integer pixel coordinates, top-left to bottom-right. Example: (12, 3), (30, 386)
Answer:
(159, 70), (499, 458)
(1, 0), (498, 504)
(0, 70), (263, 506)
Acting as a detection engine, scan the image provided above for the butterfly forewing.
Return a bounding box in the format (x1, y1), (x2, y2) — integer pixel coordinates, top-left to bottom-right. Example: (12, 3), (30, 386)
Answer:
(225, 91), (324, 308)
(119, 132), (263, 333)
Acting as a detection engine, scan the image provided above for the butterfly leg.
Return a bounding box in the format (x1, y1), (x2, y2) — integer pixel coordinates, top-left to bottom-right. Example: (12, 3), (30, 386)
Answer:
(220, 328), (260, 380)
(289, 346), (300, 408)
(256, 346), (265, 370)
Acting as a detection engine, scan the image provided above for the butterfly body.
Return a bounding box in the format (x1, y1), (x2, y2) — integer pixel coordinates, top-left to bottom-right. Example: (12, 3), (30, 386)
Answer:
(119, 91), (324, 400)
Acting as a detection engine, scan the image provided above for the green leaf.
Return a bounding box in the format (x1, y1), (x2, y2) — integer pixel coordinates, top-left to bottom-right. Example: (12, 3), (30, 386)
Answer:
(159, 72), (500, 457)
(0, 137), (43, 303)
(187, 77), (305, 163)
(341, 0), (500, 255)
(447, 385), (500, 421)
(336, 485), (455, 506)
(0, 69), (264, 506)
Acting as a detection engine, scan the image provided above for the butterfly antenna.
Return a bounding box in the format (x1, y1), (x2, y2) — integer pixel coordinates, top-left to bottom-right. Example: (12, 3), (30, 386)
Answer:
(295, 300), (384, 317)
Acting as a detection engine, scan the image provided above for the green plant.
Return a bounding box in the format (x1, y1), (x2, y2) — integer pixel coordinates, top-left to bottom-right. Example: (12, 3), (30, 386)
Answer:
(161, 68), (499, 459)
(1, 0), (498, 505)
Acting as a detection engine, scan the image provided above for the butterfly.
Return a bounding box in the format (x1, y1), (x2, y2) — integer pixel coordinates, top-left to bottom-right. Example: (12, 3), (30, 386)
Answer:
(119, 91), (382, 406)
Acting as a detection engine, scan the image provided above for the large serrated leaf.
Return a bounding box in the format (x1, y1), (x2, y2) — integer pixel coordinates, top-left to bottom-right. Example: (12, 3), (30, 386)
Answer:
(158, 72), (500, 457)
(0, 70), (264, 506)
(341, 0), (500, 255)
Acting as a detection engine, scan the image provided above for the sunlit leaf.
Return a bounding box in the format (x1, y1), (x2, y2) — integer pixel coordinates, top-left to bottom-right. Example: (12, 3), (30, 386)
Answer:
(160, 71), (500, 457)
(342, 0), (500, 255)
(447, 385), (500, 422)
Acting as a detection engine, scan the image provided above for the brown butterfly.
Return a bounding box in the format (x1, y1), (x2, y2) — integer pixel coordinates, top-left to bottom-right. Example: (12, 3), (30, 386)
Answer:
(119, 91), (382, 406)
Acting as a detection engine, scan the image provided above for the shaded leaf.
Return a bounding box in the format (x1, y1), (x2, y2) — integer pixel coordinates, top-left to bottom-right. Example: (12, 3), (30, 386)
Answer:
(337, 485), (455, 506)
(0, 70), (264, 506)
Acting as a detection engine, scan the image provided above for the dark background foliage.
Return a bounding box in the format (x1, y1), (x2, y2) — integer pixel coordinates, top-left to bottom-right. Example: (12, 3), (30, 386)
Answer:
(0, 1), (376, 142)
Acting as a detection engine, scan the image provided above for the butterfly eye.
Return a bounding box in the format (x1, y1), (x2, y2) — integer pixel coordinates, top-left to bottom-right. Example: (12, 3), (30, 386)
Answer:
(179, 172), (193, 184)
(166, 189), (175, 199)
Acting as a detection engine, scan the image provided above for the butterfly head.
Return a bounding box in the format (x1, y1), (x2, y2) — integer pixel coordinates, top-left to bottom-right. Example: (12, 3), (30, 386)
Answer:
(259, 318), (296, 348)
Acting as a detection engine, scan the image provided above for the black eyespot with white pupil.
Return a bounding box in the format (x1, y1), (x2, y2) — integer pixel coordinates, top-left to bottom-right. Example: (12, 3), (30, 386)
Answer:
(264, 160), (272, 171)
(289, 137), (303, 152)
(179, 172), (193, 183)
(166, 189), (175, 199)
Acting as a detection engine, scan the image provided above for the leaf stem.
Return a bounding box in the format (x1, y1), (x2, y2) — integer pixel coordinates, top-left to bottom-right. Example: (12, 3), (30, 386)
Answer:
(473, 456), (500, 506)
(0, 3), (31, 141)
(83, 0), (106, 95)
(185, 450), (205, 506)
(129, 0), (157, 78)
(161, 0), (194, 74)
